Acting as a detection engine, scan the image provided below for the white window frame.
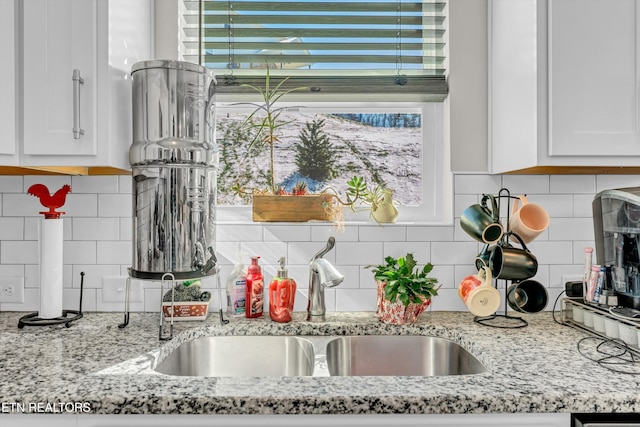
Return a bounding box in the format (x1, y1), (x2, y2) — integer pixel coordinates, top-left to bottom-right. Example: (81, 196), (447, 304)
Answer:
(153, 0), (452, 225)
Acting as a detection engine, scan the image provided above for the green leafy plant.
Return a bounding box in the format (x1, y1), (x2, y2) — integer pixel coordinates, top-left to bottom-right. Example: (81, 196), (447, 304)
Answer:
(366, 253), (438, 307)
(235, 66), (307, 195)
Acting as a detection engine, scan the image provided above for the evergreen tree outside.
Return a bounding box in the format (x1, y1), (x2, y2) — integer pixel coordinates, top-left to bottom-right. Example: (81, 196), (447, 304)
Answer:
(295, 118), (337, 182)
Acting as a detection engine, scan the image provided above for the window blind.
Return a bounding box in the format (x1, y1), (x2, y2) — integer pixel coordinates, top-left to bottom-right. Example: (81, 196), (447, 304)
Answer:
(180, 0), (448, 99)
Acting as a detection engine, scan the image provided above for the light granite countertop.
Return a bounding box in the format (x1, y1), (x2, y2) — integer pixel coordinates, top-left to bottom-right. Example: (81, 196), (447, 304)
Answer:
(0, 310), (639, 415)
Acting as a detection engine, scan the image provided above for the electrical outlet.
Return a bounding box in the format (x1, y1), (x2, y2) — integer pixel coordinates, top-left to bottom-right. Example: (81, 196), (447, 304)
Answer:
(102, 276), (143, 303)
(0, 277), (25, 303)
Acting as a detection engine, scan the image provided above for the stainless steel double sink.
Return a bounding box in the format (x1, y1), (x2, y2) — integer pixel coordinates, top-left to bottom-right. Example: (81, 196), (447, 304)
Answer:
(153, 335), (487, 377)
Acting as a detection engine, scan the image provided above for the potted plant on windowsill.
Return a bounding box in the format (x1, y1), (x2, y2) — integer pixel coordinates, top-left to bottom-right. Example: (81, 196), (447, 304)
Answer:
(331, 176), (398, 224)
(230, 67), (398, 225)
(229, 67), (338, 222)
(366, 253), (439, 324)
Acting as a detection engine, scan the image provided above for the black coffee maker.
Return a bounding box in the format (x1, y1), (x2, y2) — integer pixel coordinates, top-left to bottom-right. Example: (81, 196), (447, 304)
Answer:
(593, 187), (640, 310)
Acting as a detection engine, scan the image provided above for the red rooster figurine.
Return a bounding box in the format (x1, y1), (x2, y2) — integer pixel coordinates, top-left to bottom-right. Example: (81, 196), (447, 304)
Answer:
(28, 184), (72, 219)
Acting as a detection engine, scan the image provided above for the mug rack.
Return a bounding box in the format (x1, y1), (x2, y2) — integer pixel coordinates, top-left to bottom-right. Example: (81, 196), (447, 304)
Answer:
(473, 188), (530, 329)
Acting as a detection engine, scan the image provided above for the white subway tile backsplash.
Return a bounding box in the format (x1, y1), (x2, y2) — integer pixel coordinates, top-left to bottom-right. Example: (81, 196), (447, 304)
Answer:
(547, 217), (593, 241)
(0, 176), (23, 193)
(288, 241), (336, 265)
(358, 266), (378, 289)
(72, 265), (122, 288)
(23, 176), (71, 191)
(71, 176), (119, 194)
(63, 194), (99, 217)
(118, 176), (132, 194)
(263, 225), (311, 242)
(335, 265), (360, 289)
(430, 241), (478, 266)
(573, 194), (595, 218)
(97, 241), (131, 265)
(454, 174), (502, 195)
(64, 241), (97, 265)
(73, 218), (120, 241)
(3, 193), (43, 217)
(549, 264), (583, 287)
(311, 225), (359, 242)
(64, 288), (96, 312)
(454, 194), (480, 217)
(526, 241), (573, 265)
(550, 175), (596, 194)
(432, 289), (467, 311)
(596, 175), (640, 192)
(0, 173), (630, 313)
(501, 175), (550, 195)
(432, 264), (455, 289)
(335, 289), (376, 312)
(406, 226), (454, 242)
(382, 242), (430, 264)
(358, 225), (406, 242)
(119, 217), (132, 241)
(335, 242), (383, 265)
(98, 194), (132, 217)
(240, 241), (288, 266)
(529, 194), (573, 218)
(217, 224), (263, 242)
(0, 264), (25, 277)
(1, 241), (38, 264)
(0, 217), (23, 240)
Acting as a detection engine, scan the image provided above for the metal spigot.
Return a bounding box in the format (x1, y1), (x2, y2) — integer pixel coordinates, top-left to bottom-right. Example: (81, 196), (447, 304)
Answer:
(307, 237), (344, 322)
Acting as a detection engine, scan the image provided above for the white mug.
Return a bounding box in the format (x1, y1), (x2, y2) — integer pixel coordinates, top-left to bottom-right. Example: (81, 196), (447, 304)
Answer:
(508, 196), (549, 244)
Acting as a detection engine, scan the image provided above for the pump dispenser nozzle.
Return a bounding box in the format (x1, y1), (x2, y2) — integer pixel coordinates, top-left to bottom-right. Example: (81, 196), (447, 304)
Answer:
(277, 256), (288, 278)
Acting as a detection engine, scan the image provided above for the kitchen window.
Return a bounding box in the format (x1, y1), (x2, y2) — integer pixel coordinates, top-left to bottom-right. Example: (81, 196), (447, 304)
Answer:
(158, 0), (451, 224)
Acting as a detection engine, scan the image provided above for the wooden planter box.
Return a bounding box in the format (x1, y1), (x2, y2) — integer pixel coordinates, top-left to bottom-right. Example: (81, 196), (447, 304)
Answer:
(252, 194), (334, 222)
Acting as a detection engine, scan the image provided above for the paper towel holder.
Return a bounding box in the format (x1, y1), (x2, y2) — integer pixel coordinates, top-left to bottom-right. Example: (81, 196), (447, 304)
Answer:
(18, 272), (85, 329)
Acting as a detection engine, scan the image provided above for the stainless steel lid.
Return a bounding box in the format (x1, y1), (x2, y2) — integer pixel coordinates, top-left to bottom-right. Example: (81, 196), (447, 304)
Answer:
(131, 59), (207, 75)
(130, 59), (217, 166)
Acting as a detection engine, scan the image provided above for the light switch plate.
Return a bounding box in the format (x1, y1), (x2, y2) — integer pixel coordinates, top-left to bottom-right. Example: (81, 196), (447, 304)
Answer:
(102, 276), (143, 303)
(0, 277), (25, 303)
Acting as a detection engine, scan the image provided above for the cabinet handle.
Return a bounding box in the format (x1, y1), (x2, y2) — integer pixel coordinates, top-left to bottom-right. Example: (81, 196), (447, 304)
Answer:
(72, 69), (85, 139)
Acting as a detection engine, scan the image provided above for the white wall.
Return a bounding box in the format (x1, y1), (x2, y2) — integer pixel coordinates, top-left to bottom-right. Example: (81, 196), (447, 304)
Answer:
(2, 173), (636, 315)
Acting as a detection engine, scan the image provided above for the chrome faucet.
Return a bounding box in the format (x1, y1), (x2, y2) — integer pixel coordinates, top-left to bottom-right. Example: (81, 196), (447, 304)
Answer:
(307, 237), (344, 322)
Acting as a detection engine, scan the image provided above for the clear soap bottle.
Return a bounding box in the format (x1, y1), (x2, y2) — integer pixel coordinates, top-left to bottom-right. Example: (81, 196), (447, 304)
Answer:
(226, 259), (247, 317)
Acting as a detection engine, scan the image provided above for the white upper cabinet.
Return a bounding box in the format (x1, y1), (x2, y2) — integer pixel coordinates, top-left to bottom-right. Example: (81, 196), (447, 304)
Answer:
(490, 0), (640, 173)
(549, 0), (640, 157)
(0, 0), (18, 164)
(20, 0), (151, 171)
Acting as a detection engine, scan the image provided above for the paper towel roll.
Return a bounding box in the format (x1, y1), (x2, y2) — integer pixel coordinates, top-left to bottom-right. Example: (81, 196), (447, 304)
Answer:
(39, 218), (63, 319)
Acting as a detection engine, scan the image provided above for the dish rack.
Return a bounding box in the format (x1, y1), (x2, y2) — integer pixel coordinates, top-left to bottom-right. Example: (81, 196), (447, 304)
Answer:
(562, 297), (640, 355)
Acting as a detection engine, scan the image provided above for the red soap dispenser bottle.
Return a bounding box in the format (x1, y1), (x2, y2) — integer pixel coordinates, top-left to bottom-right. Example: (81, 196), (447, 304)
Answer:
(269, 257), (297, 323)
(245, 256), (264, 318)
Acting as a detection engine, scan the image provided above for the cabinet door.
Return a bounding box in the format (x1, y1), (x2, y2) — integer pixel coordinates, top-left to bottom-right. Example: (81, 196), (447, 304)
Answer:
(0, 0), (18, 161)
(549, 0), (640, 157)
(22, 0), (97, 157)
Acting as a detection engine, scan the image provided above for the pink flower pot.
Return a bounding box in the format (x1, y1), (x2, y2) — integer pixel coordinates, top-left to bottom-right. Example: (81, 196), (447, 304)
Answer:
(375, 280), (432, 324)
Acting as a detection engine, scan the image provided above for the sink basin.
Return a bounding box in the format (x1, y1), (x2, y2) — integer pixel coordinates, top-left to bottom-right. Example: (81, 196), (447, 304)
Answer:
(152, 335), (486, 377)
(325, 336), (487, 376)
(154, 336), (315, 377)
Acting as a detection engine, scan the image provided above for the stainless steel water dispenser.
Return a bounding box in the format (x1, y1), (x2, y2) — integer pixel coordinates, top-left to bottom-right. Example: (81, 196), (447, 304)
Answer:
(593, 187), (640, 309)
(129, 60), (217, 280)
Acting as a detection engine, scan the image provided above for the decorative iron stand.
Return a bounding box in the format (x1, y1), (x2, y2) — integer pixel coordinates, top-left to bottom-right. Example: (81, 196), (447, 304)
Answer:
(18, 272), (85, 329)
(473, 188), (529, 329)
